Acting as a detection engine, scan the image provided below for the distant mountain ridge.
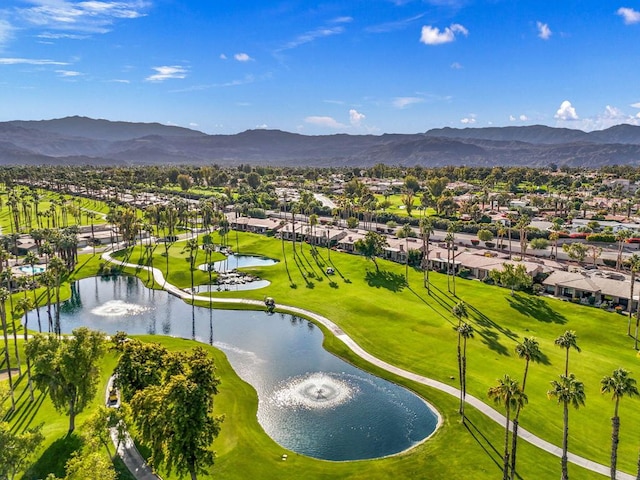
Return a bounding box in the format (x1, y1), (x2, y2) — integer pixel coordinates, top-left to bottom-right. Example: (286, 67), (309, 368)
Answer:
(1, 116), (640, 167)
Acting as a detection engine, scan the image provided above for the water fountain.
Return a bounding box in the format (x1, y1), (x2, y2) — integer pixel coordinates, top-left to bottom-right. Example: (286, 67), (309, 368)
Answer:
(271, 372), (358, 410)
(91, 300), (150, 317)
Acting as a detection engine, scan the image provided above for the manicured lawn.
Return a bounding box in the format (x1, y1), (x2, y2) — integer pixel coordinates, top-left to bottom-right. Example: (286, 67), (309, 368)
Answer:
(4, 231), (639, 478)
(103, 231), (640, 476)
(0, 187), (110, 233)
(374, 193), (435, 219)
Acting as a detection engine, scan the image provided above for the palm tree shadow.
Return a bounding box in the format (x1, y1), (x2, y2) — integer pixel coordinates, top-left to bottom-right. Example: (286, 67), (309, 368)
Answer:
(292, 249), (314, 288)
(365, 269), (407, 292)
(463, 417), (504, 473)
(476, 328), (510, 356)
(506, 293), (567, 324)
(407, 286), (452, 323)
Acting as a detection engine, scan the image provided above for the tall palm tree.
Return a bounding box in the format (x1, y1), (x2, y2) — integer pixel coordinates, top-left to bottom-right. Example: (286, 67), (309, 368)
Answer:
(48, 256), (67, 336)
(458, 321), (474, 420)
(600, 368), (638, 480)
(400, 223), (412, 281)
(184, 237), (199, 301)
(510, 337), (542, 479)
(452, 301), (468, 418)
(548, 373), (586, 480)
(23, 250), (42, 332)
(0, 269), (21, 375)
(0, 287), (15, 411)
(628, 254), (640, 337)
(15, 296), (34, 401)
(445, 229), (455, 294)
(616, 230), (631, 271)
(555, 330), (581, 376)
(488, 374), (528, 480)
(419, 217), (433, 293)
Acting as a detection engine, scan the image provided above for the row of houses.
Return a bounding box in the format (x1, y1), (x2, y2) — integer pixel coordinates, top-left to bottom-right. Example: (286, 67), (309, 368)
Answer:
(229, 214), (639, 312)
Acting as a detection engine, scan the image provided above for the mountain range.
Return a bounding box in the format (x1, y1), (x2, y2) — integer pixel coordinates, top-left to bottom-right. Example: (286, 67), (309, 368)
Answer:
(2, 116), (640, 168)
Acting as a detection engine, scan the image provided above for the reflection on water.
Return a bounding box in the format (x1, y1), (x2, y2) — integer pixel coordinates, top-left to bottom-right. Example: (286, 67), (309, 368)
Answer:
(29, 275), (438, 461)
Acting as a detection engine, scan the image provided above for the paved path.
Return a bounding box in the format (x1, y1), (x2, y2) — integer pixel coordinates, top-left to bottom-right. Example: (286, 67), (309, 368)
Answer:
(102, 250), (633, 480)
(105, 376), (161, 480)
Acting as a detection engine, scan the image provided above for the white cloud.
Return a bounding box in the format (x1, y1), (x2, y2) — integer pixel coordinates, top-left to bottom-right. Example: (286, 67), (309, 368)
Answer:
(219, 53), (227, 60)
(450, 61), (463, 69)
(392, 96), (424, 109)
(536, 21), (552, 40)
(349, 109), (365, 126)
(234, 52), (252, 62)
(109, 79), (130, 83)
(617, 7), (640, 25)
(0, 19), (15, 46)
(189, 122), (199, 127)
(304, 116), (346, 129)
(520, 114), (528, 121)
(278, 24), (346, 52)
(420, 23), (468, 45)
(460, 114), (476, 124)
(554, 100), (579, 120)
(366, 13), (425, 33)
(630, 102), (640, 109)
(18, 0), (150, 34)
(145, 65), (188, 82)
(509, 115), (516, 122)
(255, 124), (268, 129)
(0, 57), (69, 65)
(56, 69), (82, 77)
(37, 32), (88, 39)
(554, 104), (640, 131)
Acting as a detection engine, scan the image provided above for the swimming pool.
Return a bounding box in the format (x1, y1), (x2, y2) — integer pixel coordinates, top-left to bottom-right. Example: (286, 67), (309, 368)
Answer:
(19, 265), (46, 275)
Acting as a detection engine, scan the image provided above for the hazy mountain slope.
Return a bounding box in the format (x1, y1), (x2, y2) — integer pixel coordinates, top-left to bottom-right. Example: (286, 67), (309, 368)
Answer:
(1, 116), (640, 167)
(6, 116), (205, 142)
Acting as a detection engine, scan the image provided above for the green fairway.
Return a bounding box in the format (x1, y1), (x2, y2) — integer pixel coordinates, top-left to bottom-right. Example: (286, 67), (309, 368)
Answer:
(100, 231), (640, 477)
(0, 187), (110, 233)
(4, 231), (640, 479)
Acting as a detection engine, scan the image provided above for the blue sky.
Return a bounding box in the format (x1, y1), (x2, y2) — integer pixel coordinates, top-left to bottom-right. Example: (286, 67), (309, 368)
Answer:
(1, 1), (640, 135)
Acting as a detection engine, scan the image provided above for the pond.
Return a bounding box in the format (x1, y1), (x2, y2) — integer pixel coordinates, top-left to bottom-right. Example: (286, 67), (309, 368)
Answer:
(198, 254), (278, 272)
(33, 275), (439, 461)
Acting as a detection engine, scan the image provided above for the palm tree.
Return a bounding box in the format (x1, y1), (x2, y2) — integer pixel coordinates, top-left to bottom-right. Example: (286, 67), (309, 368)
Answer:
(0, 269), (21, 375)
(458, 322), (474, 420)
(488, 374), (528, 480)
(616, 230), (632, 271)
(15, 296), (35, 401)
(23, 250), (42, 332)
(419, 217), (433, 293)
(400, 223), (412, 281)
(548, 373), (586, 480)
(516, 215), (531, 258)
(184, 237), (199, 300)
(600, 368), (638, 479)
(555, 330), (581, 376)
(452, 301), (468, 417)
(48, 256), (67, 336)
(628, 254), (640, 337)
(510, 337), (542, 479)
(0, 287), (15, 411)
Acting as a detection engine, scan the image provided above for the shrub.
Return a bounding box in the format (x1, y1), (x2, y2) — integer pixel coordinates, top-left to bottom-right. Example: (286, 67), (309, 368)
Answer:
(586, 233), (616, 243)
(530, 238), (549, 250)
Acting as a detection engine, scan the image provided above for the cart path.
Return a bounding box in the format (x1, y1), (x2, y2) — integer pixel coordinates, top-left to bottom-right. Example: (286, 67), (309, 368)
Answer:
(102, 250), (633, 480)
